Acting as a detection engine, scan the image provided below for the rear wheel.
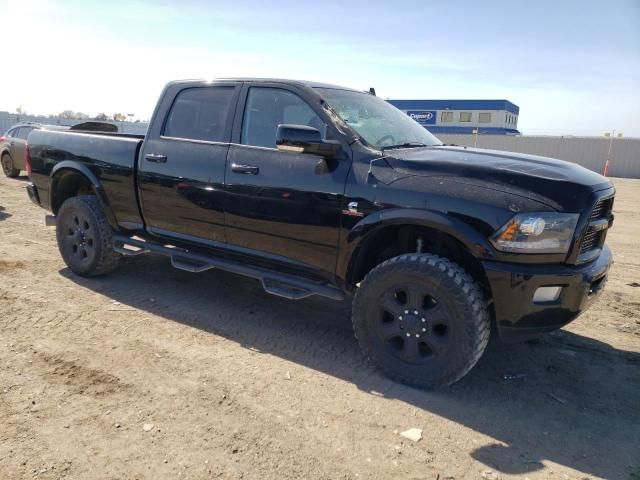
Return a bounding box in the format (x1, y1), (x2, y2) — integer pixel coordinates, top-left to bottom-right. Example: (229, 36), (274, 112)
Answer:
(1, 153), (19, 178)
(56, 195), (122, 276)
(352, 253), (490, 388)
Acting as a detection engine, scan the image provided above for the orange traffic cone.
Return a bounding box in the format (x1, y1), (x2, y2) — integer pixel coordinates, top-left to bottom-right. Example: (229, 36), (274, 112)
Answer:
(603, 159), (610, 177)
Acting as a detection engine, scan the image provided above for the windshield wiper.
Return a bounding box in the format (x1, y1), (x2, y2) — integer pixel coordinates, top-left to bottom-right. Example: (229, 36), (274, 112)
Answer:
(381, 142), (429, 151)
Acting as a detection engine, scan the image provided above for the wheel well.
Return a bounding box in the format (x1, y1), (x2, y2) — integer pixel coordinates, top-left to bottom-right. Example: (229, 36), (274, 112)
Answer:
(51, 171), (94, 214)
(348, 224), (490, 295)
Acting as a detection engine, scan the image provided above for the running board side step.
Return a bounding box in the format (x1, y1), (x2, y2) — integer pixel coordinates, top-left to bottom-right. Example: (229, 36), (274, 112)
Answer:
(112, 235), (344, 301)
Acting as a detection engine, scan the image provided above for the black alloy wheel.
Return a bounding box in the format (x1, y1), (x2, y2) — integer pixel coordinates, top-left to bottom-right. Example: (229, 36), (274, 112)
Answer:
(61, 211), (96, 266)
(377, 284), (451, 364)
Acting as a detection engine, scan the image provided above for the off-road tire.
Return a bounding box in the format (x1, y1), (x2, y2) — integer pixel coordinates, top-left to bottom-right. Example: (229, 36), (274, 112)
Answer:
(56, 195), (122, 277)
(1, 153), (19, 178)
(352, 253), (490, 388)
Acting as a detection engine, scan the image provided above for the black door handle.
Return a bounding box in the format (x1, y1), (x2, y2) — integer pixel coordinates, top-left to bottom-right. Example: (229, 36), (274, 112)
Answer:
(145, 153), (167, 163)
(231, 163), (259, 175)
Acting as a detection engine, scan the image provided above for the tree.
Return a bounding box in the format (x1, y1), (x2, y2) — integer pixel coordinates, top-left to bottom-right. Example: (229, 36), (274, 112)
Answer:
(59, 110), (76, 119)
(113, 113), (127, 122)
(59, 110), (89, 120)
(94, 113), (108, 121)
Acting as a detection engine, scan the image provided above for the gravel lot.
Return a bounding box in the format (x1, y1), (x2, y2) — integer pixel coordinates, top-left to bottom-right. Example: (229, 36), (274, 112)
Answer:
(1, 174), (638, 480)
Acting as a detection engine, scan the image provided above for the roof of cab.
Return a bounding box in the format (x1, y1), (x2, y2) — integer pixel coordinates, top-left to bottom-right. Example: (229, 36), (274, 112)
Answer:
(167, 78), (362, 92)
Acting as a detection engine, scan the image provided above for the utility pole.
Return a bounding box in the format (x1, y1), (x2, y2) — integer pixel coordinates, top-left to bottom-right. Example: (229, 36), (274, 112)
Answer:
(603, 130), (622, 177)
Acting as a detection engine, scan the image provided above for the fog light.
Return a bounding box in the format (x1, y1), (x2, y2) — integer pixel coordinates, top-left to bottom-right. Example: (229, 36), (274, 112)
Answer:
(533, 286), (562, 303)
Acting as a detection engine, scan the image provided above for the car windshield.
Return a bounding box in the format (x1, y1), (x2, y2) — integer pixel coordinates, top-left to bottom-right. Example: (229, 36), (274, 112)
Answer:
(316, 88), (442, 150)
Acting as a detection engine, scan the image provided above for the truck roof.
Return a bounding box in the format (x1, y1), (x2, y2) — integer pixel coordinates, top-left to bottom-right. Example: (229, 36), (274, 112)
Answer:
(167, 78), (362, 92)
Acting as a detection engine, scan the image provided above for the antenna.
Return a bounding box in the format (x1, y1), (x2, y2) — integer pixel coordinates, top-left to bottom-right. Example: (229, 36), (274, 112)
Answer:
(369, 87), (376, 96)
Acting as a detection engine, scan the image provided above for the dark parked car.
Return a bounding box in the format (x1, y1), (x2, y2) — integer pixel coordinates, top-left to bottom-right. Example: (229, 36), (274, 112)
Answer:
(1, 123), (69, 177)
(25, 79), (614, 388)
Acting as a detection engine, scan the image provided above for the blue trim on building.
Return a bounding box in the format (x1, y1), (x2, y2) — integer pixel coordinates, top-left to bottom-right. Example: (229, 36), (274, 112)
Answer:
(388, 99), (519, 115)
(428, 126), (521, 135)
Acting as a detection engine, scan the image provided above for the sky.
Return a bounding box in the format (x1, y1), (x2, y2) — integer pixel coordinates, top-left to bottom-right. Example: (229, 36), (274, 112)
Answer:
(0, 0), (638, 136)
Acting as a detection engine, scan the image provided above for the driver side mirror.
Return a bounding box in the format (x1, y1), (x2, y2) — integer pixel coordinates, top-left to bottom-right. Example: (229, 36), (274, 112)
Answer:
(276, 124), (340, 158)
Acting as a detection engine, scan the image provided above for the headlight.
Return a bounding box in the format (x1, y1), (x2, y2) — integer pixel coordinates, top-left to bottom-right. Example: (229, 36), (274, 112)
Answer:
(491, 212), (579, 254)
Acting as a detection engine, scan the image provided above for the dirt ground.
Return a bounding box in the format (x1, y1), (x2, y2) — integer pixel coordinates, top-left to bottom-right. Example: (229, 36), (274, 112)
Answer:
(0, 174), (638, 480)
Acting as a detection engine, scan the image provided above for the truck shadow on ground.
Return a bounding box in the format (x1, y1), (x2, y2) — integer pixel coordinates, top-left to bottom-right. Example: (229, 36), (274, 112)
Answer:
(0, 206), (11, 221)
(61, 256), (640, 479)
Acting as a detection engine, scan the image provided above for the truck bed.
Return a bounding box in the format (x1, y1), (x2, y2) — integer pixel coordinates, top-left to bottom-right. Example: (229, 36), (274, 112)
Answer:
(28, 129), (145, 229)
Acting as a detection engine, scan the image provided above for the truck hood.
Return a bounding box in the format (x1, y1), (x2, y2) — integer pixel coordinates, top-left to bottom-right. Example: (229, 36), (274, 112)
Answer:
(380, 145), (613, 212)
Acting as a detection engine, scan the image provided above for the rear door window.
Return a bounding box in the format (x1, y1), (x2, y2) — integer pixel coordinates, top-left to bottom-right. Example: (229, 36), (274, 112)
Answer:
(163, 87), (236, 142)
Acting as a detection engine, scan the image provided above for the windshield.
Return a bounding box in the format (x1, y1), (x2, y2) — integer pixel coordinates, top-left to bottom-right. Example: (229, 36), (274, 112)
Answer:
(316, 88), (442, 149)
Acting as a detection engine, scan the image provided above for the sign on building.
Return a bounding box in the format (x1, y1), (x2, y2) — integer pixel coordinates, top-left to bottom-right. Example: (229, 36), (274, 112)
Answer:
(407, 110), (437, 125)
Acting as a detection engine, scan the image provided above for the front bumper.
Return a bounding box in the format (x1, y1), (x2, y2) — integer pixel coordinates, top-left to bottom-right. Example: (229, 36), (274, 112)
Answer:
(483, 245), (612, 341)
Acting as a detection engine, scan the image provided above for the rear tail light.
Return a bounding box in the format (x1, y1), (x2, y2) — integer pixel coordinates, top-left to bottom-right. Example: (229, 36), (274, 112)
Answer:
(0, 136), (4, 143)
(25, 144), (32, 177)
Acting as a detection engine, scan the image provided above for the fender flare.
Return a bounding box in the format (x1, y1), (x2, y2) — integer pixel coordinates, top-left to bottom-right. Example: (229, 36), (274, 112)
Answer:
(339, 208), (496, 284)
(49, 161), (119, 230)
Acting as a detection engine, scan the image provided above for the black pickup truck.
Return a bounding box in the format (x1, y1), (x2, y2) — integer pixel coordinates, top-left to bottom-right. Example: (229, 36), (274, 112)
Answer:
(25, 79), (614, 388)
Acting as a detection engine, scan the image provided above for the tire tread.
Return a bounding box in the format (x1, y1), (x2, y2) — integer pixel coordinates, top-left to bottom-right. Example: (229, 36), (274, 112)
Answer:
(2, 153), (20, 178)
(352, 253), (490, 388)
(56, 195), (121, 276)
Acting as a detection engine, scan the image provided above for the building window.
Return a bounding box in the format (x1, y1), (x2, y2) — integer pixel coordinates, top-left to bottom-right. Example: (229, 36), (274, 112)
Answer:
(459, 112), (472, 122)
(440, 111), (453, 122)
(505, 113), (509, 124)
(478, 112), (491, 123)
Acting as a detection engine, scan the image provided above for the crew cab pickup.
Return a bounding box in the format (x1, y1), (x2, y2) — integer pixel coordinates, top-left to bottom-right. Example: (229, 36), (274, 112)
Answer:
(26, 79), (614, 388)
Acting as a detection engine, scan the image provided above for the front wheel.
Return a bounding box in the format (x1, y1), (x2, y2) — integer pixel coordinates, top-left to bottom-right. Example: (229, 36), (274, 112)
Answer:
(56, 195), (122, 276)
(352, 253), (490, 388)
(1, 153), (19, 178)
